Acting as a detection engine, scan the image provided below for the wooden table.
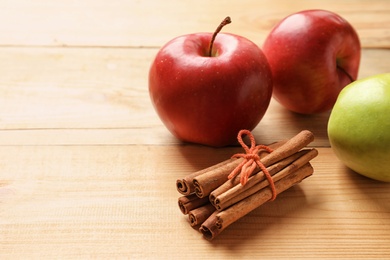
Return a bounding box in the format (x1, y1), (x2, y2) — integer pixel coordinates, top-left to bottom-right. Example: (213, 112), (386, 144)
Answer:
(1, 1), (389, 259)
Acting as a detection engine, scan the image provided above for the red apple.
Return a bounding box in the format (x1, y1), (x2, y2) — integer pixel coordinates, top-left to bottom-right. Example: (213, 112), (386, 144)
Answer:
(149, 17), (273, 147)
(262, 9), (361, 114)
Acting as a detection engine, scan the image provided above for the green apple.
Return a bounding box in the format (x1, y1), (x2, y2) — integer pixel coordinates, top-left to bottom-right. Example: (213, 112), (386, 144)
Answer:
(328, 73), (390, 182)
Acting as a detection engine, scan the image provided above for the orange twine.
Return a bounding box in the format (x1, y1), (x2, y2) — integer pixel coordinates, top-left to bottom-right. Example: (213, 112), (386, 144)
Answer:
(228, 129), (277, 201)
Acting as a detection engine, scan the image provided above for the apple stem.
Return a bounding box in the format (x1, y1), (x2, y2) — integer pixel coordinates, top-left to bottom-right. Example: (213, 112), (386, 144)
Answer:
(337, 65), (355, 82)
(208, 16), (232, 57)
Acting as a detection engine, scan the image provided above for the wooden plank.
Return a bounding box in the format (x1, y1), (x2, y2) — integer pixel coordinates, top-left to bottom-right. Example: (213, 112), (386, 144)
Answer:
(1, 146), (389, 258)
(0, 0), (388, 48)
(0, 47), (389, 146)
(0, 47), (153, 129)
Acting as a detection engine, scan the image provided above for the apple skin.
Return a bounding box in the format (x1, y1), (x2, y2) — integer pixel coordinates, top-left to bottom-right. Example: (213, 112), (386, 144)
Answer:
(149, 33), (272, 147)
(262, 9), (361, 114)
(328, 73), (390, 182)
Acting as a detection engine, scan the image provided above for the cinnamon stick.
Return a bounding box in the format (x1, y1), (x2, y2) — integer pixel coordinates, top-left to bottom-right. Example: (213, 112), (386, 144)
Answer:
(192, 141), (285, 198)
(176, 158), (233, 195)
(188, 203), (216, 227)
(214, 149), (318, 210)
(209, 149), (306, 207)
(199, 163), (314, 240)
(178, 194), (209, 215)
(209, 130), (314, 202)
(244, 129), (314, 177)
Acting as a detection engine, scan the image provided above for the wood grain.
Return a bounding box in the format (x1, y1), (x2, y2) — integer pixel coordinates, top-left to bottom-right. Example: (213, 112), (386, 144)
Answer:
(0, 0), (388, 48)
(0, 0), (389, 259)
(0, 48), (389, 146)
(1, 146), (389, 258)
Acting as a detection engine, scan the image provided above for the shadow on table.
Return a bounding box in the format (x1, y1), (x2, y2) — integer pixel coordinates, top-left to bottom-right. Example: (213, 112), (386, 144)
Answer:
(175, 142), (242, 172)
(206, 185), (309, 248)
(344, 166), (390, 211)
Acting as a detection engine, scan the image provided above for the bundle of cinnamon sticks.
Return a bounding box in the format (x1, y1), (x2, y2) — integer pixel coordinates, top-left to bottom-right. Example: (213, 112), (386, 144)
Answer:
(176, 130), (318, 240)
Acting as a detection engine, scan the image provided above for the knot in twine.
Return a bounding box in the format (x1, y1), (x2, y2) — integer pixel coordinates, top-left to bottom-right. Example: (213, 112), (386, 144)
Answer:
(228, 129), (277, 201)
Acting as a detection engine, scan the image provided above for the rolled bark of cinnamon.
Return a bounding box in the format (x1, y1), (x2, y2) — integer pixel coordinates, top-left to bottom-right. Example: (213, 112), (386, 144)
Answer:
(188, 203), (216, 227)
(178, 194), (209, 215)
(209, 130), (314, 203)
(260, 130), (314, 167)
(192, 141), (285, 198)
(209, 150), (305, 207)
(176, 158), (234, 195)
(199, 163), (314, 240)
(177, 130), (317, 241)
(214, 149), (318, 211)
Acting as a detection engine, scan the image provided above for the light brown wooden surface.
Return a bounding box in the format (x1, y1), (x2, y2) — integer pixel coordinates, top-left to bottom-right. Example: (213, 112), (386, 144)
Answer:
(0, 0), (389, 259)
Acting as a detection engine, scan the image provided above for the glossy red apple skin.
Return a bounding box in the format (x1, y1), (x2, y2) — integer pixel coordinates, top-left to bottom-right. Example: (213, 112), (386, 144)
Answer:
(149, 33), (272, 147)
(263, 9), (361, 114)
